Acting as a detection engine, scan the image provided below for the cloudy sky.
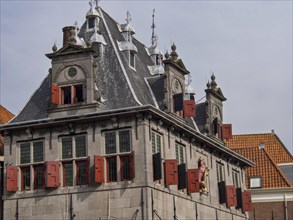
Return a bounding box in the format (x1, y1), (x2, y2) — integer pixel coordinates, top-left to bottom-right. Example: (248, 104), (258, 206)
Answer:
(0, 1), (292, 153)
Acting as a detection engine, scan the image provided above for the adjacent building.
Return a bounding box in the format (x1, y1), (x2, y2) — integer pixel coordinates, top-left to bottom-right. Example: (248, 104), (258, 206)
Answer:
(227, 131), (293, 220)
(0, 2), (253, 219)
(0, 105), (14, 220)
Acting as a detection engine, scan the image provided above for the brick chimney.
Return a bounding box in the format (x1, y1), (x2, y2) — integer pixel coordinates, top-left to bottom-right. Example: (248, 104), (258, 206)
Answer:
(62, 26), (75, 46)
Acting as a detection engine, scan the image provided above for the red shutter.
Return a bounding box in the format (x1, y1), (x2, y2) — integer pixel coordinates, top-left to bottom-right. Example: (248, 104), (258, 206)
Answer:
(184, 100), (196, 118)
(226, 185), (237, 207)
(130, 152), (135, 179)
(221, 124), (232, 140)
(86, 158), (90, 184)
(165, 160), (178, 185)
(51, 83), (59, 105)
(6, 166), (18, 192)
(242, 191), (252, 212)
(187, 169), (200, 193)
(46, 161), (59, 187)
(94, 156), (104, 183)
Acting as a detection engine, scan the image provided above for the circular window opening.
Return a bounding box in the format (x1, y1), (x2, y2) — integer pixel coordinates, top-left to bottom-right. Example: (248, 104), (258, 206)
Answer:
(68, 67), (77, 78)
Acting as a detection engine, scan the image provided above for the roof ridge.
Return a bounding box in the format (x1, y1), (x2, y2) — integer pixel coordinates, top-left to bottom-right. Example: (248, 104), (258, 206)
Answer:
(232, 133), (274, 137)
(273, 133), (293, 160)
(263, 148), (292, 187)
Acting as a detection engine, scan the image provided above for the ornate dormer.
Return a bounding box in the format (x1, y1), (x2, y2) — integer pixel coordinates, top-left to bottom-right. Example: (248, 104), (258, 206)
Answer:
(45, 2), (105, 118)
(147, 9), (164, 75)
(117, 11), (137, 69)
(204, 73), (230, 139)
(86, 0), (101, 31)
(163, 43), (190, 116)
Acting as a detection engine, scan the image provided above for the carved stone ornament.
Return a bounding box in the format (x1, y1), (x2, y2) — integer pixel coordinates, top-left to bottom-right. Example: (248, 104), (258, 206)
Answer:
(198, 157), (209, 193)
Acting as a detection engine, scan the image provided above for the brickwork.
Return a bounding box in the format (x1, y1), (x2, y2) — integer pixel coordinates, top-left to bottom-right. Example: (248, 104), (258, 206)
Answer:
(249, 201), (293, 220)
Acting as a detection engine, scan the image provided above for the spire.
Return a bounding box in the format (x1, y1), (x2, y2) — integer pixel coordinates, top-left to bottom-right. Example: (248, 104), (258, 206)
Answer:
(151, 9), (157, 46)
(95, 0), (100, 9)
(125, 11), (132, 24)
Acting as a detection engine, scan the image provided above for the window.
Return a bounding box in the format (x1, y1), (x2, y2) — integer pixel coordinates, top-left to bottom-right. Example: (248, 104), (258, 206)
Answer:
(107, 157), (117, 182)
(232, 169), (240, 188)
(60, 135), (88, 186)
(18, 141), (44, 190)
(129, 51), (135, 68)
(88, 17), (95, 29)
(151, 131), (162, 154)
(216, 162), (225, 182)
(61, 84), (84, 105)
(104, 129), (134, 182)
(175, 143), (185, 164)
(249, 176), (262, 189)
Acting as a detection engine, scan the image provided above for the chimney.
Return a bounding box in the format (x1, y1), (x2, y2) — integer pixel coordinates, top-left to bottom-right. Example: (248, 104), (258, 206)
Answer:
(62, 26), (75, 46)
(271, 129), (275, 135)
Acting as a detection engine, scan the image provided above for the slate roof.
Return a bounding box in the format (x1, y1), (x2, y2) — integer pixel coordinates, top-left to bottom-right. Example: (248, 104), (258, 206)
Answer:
(227, 133), (293, 189)
(10, 7), (161, 124)
(194, 102), (206, 133)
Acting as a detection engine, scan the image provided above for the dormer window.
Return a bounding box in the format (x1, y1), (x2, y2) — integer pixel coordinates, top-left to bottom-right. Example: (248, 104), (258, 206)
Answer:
(129, 51), (135, 68)
(60, 84), (84, 105)
(88, 17), (95, 29)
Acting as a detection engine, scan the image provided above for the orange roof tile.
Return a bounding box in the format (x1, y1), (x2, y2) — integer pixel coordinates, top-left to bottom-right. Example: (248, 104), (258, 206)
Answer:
(0, 105), (14, 155)
(233, 147), (291, 188)
(227, 132), (293, 189)
(0, 105), (14, 124)
(227, 133), (293, 164)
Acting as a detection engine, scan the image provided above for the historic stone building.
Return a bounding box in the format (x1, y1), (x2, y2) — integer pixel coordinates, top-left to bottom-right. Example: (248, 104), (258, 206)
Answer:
(1, 2), (253, 219)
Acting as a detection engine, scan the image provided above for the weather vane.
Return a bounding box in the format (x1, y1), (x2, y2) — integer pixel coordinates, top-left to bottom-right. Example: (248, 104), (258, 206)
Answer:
(125, 11), (132, 24)
(151, 9), (156, 46)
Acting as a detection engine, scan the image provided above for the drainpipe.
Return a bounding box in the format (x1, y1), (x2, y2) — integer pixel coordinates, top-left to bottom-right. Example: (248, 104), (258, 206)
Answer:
(108, 192), (111, 220)
(284, 193), (288, 220)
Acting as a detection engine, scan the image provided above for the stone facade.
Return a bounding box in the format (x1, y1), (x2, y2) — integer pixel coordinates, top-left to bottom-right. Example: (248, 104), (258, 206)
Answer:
(1, 2), (253, 219)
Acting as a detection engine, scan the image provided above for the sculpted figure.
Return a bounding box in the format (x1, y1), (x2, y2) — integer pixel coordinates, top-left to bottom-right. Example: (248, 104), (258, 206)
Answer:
(198, 157), (209, 193)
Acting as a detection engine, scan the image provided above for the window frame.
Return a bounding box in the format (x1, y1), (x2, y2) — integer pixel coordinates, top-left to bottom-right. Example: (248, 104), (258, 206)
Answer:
(18, 140), (45, 191)
(175, 143), (185, 165)
(60, 134), (88, 187)
(103, 129), (134, 182)
(249, 176), (262, 189)
(151, 131), (162, 154)
(232, 169), (240, 188)
(60, 83), (84, 105)
(216, 162), (225, 182)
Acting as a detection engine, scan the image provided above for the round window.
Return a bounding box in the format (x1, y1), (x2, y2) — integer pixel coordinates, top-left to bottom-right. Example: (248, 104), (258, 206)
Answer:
(68, 67), (77, 78)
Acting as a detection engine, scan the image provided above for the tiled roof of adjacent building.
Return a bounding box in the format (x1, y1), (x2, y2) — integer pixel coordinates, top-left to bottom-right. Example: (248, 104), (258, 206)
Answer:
(227, 132), (293, 188)
(0, 105), (14, 155)
(0, 105), (14, 124)
(227, 132), (293, 164)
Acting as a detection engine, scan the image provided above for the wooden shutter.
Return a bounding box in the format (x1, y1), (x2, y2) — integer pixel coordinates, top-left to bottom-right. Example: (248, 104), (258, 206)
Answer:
(130, 152), (135, 179)
(184, 100), (195, 118)
(153, 153), (162, 181)
(242, 191), (252, 212)
(6, 166), (18, 192)
(221, 124), (232, 140)
(173, 93), (184, 112)
(94, 155), (104, 183)
(236, 188), (243, 209)
(46, 161), (59, 187)
(165, 160), (178, 185)
(187, 169), (200, 193)
(178, 163), (187, 190)
(86, 158), (90, 184)
(218, 181), (227, 204)
(51, 83), (59, 105)
(226, 185), (237, 207)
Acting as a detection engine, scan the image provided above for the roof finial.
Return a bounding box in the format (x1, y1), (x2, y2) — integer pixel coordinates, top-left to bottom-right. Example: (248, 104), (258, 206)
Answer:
(95, 0), (100, 9)
(210, 73), (217, 89)
(170, 42), (178, 60)
(89, 0), (94, 10)
(125, 11), (132, 24)
(151, 9), (156, 46)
